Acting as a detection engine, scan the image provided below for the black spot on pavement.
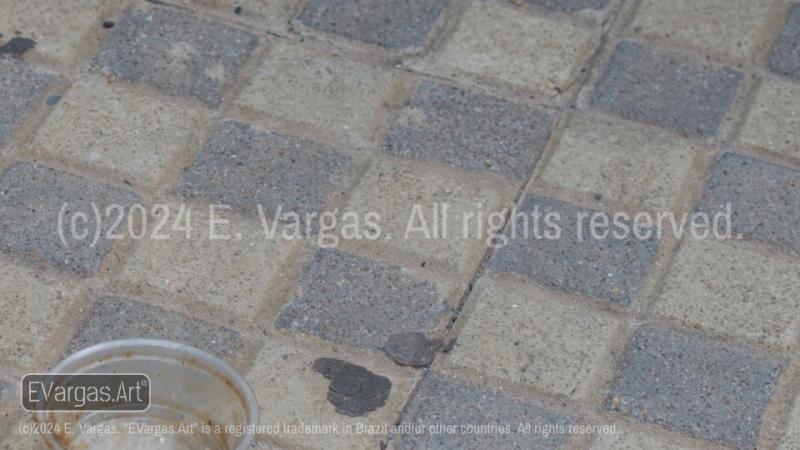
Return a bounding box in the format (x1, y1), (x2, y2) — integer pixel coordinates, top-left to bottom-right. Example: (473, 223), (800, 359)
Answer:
(0, 37), (36, 57)
(384, 332), (441, 368)
(46, 95), (61, 106)
(312, 357), (391, 417)
(103, 21), (115, 29)
(234, 6), (243, 15)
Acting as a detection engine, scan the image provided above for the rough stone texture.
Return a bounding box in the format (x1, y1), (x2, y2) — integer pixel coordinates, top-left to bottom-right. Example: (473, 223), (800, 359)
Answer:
(187, 0), (300, 32)
(298, 0), (445, 49)
(395, 374), (574, 449)
(653, 238), (800, 350)
(590, 424), (709, 449)
(0, 0), (110, 67)
(781, 397), (800, 450)
(0, 260), (83, 370)
(770, 4), (800, 79)
(383, 332), (440, 368)
(698, 152), (800, 251)
(276, 248), (452, 350)
(0, 162), (138, 277)
(537, 112), (696, 212)
(629, 0), (777, 61)
(178, 120), (351, 229)
(69, 295), (241, 361)
(234, 40), (401, 145)
(114, 205), (295, 319)
(91, 7), (259, 107)
(0, 380), (10, 402)
(344, 157), (512, 275)
(33, 77), (208, 185)
(738, 77), (800, 159)
(246, 336), (417, 450)
(490, 194), (660, 306)
(0, 57), (56, 148)
(606, 324), (783, 448)
(523, 0), (608, 13)
(428, 1), (595, 95)
(591, 41), (742, 137)
(312, 357), (392, 416)
(383, 80), (555, 180)
(446, 275), (620, 399)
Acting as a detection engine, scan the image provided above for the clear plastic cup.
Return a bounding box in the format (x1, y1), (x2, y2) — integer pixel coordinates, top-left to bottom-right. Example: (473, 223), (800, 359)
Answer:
(34, 339), (258, 450)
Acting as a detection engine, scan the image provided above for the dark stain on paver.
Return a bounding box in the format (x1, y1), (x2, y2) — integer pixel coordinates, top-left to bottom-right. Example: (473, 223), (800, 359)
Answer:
(102, 21), (115, 29)
(0, 37), (36, 57)
(46, 95), (60, 106)
(384, 332), (441, 368)
(312, 357), (391, 417)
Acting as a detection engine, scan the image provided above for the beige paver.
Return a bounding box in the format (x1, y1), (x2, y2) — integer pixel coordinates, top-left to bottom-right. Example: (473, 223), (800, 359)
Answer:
(536, 112), (697, 212)
(629, 0), (778, 61)
(114, 204), (296, 320)
(590, 423), (716, 449)
(0, 260), (83, 371)
(245, 335), (418, 450)
(0, 0), (115, 67)
(444, 274), (621, 399)
(343, 156), (513, 276)
(425, 1), (595, 95)
(234, 39), (402, 146)
(738, 77), (800, 160)
(780, 396), (800, 450)
(33, 77), (208, 186)
(652, 238), (800, 350)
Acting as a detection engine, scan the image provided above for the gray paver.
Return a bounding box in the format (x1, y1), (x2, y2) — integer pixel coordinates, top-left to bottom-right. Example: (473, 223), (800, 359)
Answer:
(383, 80), (555, 179)
(523, 0), (609, 13)
(698, 152), (800, 251)
(298, 0), (446, 49)
(177, 120), (350, 227)
(394, 374), (574, 449)
(0, 162), (138, 277)
(0, 380), (11, 402)
(606, 324), (783, 448)
(591, 41), (742, 137)
(90, 8), (258, 107)
(68, 295), (241, 361)
(0, 57), (56, 147)
(276, 248), (451, 350)
(769, 4), (800, 79)
(490, 194), (660, 306)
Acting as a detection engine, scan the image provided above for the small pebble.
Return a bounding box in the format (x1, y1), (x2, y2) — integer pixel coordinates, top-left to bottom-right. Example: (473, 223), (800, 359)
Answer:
(102, 21), (115, 29)
(234, 6), (242, 14)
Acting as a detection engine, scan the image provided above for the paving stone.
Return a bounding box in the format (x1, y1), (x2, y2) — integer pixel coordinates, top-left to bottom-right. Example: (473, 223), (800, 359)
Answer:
(780, 396), (800, 450)
(246, 336), (417, 450)
(275, 248), (453, 351)
(591, 41), (743, 138)
(537, 112), (696, 212)
(0, 381), (11, 403)
(0, 260), (83, 370)
(234, 40), (401, 145)
(427, 1), (595, 95)
(187, 0), (300, 31)
(33, 77), (208, 185)
(0, 57), (56, 148)
(0, 416), (48, 449)
(394, 374), (574, 449)
(91, 7), (259, 107)
(629, 0), (777, 61)
(114, 205), (295, 320)
(698, 152), (800, 251)
(344, 157), (512, 275)
(446, 275), (620, 399)
(0, 162), (138, 277)
(770, 4), (800, 79)
(177, 120), (351, 230)
(297, 0), (445, 49)
(653, 238), (800, 350)
(606, 324), (783, 448)
(522, 0), (608, 13)
(738, 77), (800, 159)
(68, 295), (242, 361)
(0, 0), (110, 67)
(383, 80), (555, 180)
(490, 194), (660, 306)
(590, 424), (710, 449)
